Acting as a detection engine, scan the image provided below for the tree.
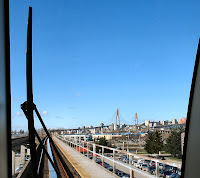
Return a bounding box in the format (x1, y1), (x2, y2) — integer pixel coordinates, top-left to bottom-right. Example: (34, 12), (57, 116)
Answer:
(164, 127), (184, 158)
(98, 137), (108, 146)
(145, 131), (163, 154)
(95, 137), (111, 153)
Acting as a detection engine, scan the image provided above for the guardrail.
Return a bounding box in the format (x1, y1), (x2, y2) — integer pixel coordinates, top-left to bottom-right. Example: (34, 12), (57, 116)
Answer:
(57, 135), (158, 178)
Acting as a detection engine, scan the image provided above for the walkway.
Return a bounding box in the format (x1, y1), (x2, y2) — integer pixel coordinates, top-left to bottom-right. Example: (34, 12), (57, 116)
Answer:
(53, 136), (117, 178)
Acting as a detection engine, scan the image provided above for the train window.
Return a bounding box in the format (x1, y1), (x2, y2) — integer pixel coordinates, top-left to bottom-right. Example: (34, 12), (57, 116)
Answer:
(5, 1), (200, 178)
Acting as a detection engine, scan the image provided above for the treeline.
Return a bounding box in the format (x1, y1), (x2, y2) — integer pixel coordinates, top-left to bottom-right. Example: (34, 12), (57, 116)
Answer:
(144, 128), (184, 158)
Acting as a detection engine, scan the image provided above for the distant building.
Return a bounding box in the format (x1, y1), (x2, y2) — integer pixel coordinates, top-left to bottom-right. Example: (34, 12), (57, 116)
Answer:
(93, 133), (122, 140)
(160, 120), (166, 125)
(149, 122), (153, 127)
(120, 123), (126, 129)
(99, 123), (104, 127)
(114, 124), (117, 130)
(145, 120), (150, 127)
(179, 117), (187, 124)
(172, 118), (178, 125)
(109, 123), (114, 131)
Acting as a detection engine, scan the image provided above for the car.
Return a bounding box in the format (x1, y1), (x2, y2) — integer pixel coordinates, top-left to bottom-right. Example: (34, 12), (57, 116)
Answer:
(100, 162), (109, 168)
(106, 166), (113, 172)
(139, 163), (144, 169)
(122, 174), (130, 178)
(137, 159), (144, 163)
(146, 166), (156, 173)
(122, 158), (129, 163)
(166, 173), (179, 178)
(166, 166), (177, 173)
(150, 168), (156, 175)
(96, 158), (102, 164)
(149, 161), (155, 166)
(141, 164), (148, 171)
(134, 162), (141, 168)
(25, 156), (30, 161)
(168, 173), (181, 178)
(160, 170), (173, 177)
(177, 169), (181, 176)
(106, 154), (113, 157)
(159, 163), (164, 170)
(144, 159), (151, 164)
(15, 166), (23, 174)
(117, 171), (127, 177)
(133, 162), (138, 167)
(88, 155), (93, 159)
(132, 160), (137, 165)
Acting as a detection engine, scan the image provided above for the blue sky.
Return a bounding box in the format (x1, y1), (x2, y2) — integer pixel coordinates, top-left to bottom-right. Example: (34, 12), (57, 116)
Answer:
(10, 0), (200, 131)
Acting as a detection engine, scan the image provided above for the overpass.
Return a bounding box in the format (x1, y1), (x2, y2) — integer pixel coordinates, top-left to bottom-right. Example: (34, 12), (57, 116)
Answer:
(12, 136), (29, 149)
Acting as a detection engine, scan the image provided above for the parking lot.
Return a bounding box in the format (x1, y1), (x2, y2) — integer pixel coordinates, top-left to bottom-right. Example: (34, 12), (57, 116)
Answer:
(85, 153), (181, 178)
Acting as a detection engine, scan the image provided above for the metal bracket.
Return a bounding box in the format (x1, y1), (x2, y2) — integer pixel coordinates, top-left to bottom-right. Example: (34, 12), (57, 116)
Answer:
(21, 102), (61, 177)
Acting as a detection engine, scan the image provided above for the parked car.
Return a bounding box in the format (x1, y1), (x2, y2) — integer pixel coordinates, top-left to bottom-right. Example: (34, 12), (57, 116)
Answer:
(25, 156), (30, 161)
(135, 162), (141, 168)
(177, 169), (181, 176)
(133, 162), (138, 167)
(89, 156), (93, 159)
(96, 158), (102, 164)
(132, 160), (137, 165)
(159, 163), (164, 170)
(122, 158), (129, 163)
(160, 170), (173, 177)
(15, 165), (23, 174)
(106, 166), (113, 172)
(117, 171), (127, 177)
(139, 163), (144, 169)
(167, 173), (181, 178)
(121, 174), (130, 178)
(144, 159), (150, 164)
(149, 161), (155, 166)
(147, 166), (156, 173)
(141, 164), (148, 171)
(150, 168), (156, 175)
(167, 166), (177, 173)
(100, 162), (109, 168)
(106, 154), (113, 157)
(137, 159), (144, 163)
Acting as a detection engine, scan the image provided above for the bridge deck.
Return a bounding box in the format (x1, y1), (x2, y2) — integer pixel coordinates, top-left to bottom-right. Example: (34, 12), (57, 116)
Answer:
(53, 136), (117, 178)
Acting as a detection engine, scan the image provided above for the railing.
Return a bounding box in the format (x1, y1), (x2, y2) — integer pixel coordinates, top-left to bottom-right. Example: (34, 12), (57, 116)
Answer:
(57, 135), (158, 178)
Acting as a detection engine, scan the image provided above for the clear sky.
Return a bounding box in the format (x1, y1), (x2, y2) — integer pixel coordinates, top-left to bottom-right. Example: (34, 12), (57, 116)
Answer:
(10, 0), (200, 131)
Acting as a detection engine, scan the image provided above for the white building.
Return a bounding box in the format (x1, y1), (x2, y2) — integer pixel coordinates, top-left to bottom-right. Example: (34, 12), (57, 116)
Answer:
(145, 120), (150, 127)
(172, 118), (178, 125)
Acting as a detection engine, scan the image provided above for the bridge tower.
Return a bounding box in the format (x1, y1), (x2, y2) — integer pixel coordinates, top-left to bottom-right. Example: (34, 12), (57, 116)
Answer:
(135, 113), (138, 126)
(116, 108), (120, 126)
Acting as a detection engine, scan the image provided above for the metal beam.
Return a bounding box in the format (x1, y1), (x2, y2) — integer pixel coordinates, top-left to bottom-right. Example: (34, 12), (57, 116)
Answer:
(26, 7), (37, 177)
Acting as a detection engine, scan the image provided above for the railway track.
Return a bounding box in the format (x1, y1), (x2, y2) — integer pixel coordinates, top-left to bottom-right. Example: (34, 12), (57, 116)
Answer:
(49, 139), (81, 178)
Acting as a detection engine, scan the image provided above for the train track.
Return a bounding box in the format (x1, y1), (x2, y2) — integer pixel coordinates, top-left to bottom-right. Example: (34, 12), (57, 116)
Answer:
(50, 139), (81, 178)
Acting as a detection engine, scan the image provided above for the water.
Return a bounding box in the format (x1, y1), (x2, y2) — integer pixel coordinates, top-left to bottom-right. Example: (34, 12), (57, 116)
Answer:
(47, 139), (57, 178)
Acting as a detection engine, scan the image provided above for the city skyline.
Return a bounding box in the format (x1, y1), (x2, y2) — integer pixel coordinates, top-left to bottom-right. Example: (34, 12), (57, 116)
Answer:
(10, 0), (200, 131)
